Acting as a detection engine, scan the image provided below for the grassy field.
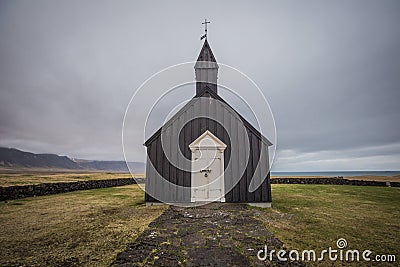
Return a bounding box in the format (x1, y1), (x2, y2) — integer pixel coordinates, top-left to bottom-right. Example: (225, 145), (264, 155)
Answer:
(1, 177), (398, 266)
(0, 184), (166, 266)
(257, 184), (400, 266)
(0, 169), (144, 187)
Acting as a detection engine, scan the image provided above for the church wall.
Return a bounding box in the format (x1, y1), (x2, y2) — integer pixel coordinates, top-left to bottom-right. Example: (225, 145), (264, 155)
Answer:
(144, 97), (272, 203)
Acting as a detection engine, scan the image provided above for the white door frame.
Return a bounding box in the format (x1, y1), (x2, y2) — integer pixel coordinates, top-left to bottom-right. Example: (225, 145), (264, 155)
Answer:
(189, 130), (227, 202)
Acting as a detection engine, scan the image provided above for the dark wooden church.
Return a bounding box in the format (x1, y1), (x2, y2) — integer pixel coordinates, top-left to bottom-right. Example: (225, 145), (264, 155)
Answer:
(144, 34), (273, 207)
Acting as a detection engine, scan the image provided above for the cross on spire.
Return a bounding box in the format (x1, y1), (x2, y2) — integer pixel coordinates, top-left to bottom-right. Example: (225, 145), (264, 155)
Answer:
(200, 19), (210, 40)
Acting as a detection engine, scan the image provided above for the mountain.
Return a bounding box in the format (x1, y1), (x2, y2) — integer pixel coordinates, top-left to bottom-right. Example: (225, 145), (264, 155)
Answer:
(0, 147), (145, 173)
(0, 147), (79, 169)
(72, 158), (145, 173)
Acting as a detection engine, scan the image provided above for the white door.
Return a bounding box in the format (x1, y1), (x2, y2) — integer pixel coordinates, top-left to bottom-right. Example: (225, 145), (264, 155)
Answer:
(189, 131), (226, 202)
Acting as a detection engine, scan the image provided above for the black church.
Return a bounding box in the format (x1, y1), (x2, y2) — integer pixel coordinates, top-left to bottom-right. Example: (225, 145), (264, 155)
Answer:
(144, 34), (272, 207)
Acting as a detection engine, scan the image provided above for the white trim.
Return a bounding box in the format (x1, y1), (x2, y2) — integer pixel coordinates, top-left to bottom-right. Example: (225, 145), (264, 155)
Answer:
(190, 130), (226, 203)
(189, 130), (227, 151)
(247, 202), (272, 208)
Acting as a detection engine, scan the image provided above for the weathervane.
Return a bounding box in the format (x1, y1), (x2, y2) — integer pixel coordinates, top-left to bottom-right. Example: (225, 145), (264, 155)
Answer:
(200, 19), (210, 40)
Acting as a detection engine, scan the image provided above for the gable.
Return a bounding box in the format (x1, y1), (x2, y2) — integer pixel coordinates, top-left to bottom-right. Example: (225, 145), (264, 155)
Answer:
(189, 130), (227, 150)
(144, 89), (272, 147)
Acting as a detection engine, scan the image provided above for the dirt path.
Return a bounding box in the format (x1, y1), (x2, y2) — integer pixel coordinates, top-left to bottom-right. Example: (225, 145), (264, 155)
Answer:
(114, 203), (303, 266)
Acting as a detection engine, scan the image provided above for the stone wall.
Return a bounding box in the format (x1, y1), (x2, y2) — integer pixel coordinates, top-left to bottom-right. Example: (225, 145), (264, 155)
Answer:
(271, 177), (400, 187)
(0, 178), (145, 201)
(1, 177), (397, 202)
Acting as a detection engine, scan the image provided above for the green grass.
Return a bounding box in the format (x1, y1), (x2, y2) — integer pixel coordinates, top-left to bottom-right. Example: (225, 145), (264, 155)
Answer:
(1, 182), (398, 266)
(0, 184), (166, 266)
(257, 184), (400, 266)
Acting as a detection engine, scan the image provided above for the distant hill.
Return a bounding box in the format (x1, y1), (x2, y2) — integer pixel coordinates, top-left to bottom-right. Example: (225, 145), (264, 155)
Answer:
(72, 158), (145, 173)
(0, 147), (145, 173)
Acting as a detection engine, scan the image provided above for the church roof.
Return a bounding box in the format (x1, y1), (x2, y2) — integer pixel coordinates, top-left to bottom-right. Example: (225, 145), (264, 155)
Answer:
(144, 88), (273, 147)
(195, 39), (218, 65)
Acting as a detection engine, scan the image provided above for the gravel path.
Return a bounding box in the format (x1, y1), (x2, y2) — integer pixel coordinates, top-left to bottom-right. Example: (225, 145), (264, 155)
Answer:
(113, 203), (304, 266)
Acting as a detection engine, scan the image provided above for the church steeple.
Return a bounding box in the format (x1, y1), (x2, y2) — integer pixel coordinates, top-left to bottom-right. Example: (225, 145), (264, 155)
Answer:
(195, 19), (218, 96)
(194, 39), (219, 95)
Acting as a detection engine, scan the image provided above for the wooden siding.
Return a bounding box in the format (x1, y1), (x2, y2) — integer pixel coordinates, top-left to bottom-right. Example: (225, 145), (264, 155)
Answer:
(144, 94), (272, 203)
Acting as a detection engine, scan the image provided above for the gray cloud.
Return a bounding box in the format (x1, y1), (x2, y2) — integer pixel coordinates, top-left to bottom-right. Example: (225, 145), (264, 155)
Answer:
(0, 0), (399, 170)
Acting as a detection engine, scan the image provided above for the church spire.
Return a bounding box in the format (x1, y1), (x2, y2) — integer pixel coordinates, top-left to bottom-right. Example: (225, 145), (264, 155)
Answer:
(194, 21), (219, 96)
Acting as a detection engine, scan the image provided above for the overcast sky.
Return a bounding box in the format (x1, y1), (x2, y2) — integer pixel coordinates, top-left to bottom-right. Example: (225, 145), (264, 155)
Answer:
(1, 0), (399, 171)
